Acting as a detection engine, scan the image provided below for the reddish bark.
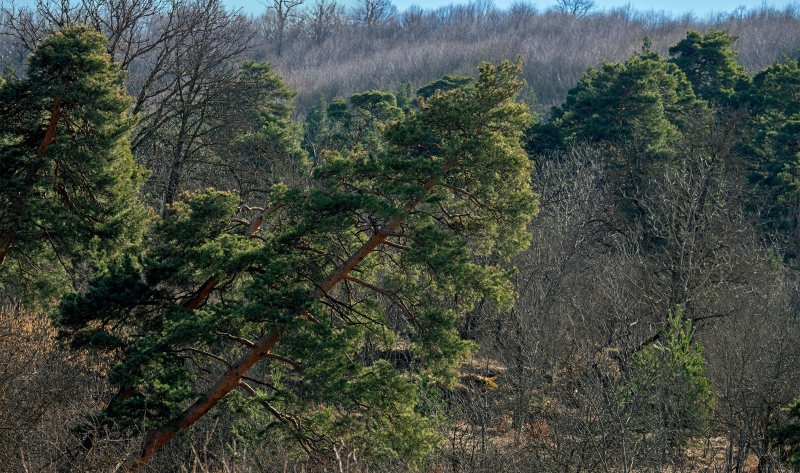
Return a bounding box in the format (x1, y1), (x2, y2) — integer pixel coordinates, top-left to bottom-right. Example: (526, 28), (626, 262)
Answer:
(183, 275), (220, 309)
(0, 96), (61, 265)
(126, 163), (452, 471)
(310, 169), (448, 298)
(245, 215), (263, 238)
(130, 329), (284, 471)
(38, 96), (61, 158)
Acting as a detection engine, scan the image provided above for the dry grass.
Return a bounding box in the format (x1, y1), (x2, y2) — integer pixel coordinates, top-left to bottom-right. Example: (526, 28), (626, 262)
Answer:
(0, 303), (117, 471)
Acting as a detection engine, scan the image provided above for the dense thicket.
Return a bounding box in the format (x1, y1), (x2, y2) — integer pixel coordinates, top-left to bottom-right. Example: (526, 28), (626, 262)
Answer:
(2, 0), (800, 472)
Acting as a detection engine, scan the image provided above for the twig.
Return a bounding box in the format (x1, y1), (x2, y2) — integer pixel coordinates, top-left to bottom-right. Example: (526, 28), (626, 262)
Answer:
(216, 332), (255, 348)
(380, 240), (411, 251)
(172, 347), (232, 370)
(268, 353), (306, 371)
(344, 276), (418, 327)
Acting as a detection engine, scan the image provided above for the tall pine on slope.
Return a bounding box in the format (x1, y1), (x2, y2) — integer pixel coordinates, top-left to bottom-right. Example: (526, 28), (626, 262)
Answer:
(58, 59), (538, 470)
(0, 26), (147, 300)
(736, 58), (800, 250)
(527, 47), (699, 155)
(211, 60), (308, 203)
(668, 29), (750, 105)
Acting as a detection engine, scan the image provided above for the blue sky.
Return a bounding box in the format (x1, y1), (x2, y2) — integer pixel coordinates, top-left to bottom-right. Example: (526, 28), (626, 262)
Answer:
(227, 0), (797, 18)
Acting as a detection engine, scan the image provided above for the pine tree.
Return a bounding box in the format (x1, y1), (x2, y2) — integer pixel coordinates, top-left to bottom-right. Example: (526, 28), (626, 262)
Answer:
(540, 50), (698, 153)
(0, 26), (147, 301)
(737, 58), (800, 248)
(302, 95), (330, 163)
(58, 60), (538, 470)
(213, 60), (307, 203)
(302, 90), (402, 155)
(348, 90), (403, 151)
(669, 29), (750, 104)
(626, 308), (714, 454)
(395, 81), (415, 113)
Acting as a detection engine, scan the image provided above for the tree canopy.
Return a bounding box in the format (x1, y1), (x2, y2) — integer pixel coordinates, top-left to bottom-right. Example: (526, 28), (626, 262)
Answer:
(58, 59), (538, 469)
(668, 29), (750, 104)
(529, 49), (699, 155)
(0, 26), (147, 301)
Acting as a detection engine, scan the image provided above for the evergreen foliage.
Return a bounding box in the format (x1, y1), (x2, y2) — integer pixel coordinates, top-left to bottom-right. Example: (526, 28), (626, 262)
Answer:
(214, 60), (307, 203)
(529, 49), (699, 154)
(395, 81), (416, 113)
(627, 308), (714, 451)
(738, 59), (800, 234)
(302, 95), (329, 163)
(0, 26), (147, 301)
(58, 59), (538, 468)
(302, 90), (403, 156)
(668, 29), (750, 104)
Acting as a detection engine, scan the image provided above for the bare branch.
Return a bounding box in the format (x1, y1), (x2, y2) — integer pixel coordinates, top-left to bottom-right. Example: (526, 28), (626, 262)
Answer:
(216, 332), (255, 348)
(267, 353), (306, 371)
(172, 347), (232, 370)
(380, 240), (411, 251)
(344, 275), (418, 327)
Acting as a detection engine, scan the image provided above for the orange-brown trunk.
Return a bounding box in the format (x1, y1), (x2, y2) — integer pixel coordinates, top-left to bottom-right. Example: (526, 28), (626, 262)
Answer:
(0, 96), (61, 265)
(38, 96), (61, 158)
(127, 163), (452, 471)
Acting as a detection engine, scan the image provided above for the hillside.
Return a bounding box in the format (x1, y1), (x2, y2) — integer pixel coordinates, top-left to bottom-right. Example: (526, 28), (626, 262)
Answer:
(1, 1), (800, 472)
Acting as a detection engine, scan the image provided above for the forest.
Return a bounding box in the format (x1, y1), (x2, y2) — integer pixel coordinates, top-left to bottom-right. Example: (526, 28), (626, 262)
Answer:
(2, 0), (800, 471)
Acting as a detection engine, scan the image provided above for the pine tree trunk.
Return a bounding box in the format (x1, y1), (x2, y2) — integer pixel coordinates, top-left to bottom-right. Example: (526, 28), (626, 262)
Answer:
(0, 96), (60, 265)
(126, 165), (451, 470)
(130, 329), (284, 471)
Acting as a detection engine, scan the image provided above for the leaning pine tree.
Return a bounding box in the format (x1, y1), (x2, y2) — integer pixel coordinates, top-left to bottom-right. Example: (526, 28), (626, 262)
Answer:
(58, 59), (538, 470)
(0, 27), (147, 299)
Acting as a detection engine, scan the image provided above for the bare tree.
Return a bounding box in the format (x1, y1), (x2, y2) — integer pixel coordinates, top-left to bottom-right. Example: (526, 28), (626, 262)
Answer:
(303, 0), (343, 45)
(473, 120), (781, 471)
(262, 0), (303, 56)
(130, 0), (256, 212)
(1, 0), (183, 84)
(703, 280), (800, 472)
(554, 0), (596, 17)
(0, 304), (125, 471)
(400, 4), (425, 37)
(350, 0), (395, 29)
